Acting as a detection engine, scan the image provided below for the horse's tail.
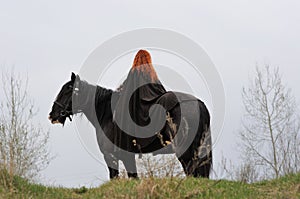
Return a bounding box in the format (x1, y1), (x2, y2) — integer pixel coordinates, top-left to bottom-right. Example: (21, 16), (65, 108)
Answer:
(199, 127), (213, 178)
(194, 100), (212, 178)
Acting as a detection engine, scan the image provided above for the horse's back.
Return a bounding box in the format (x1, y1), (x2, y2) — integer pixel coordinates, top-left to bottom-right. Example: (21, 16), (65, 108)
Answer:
(157, 91), (208, 117)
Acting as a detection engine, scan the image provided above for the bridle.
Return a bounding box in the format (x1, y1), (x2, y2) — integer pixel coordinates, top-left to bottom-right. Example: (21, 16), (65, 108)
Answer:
(53, 81), (81, 122)
(54, 100), (73, 121)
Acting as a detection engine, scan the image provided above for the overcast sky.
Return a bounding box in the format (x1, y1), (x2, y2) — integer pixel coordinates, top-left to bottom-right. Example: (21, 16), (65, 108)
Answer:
(1, 0), (300, 187)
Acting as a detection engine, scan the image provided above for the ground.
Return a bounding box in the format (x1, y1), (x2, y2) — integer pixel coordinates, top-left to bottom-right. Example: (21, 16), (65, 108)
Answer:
(0, 173), (299, 198)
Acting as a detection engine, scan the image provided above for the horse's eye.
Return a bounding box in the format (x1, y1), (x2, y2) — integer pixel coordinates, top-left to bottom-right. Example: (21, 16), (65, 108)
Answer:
(60, 111), (67, 117)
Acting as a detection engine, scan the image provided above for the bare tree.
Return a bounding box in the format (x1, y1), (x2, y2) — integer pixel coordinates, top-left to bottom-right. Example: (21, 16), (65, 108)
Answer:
(221, 156), (259, 183)
(0, 70), (51, 186)
(115, 154), (184, 179)
(136, 154), (184, 178)
(240, 65), (300, 180)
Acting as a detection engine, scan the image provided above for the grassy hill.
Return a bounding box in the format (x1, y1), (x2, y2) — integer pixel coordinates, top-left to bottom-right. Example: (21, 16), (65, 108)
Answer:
(0, 173), (299, 199)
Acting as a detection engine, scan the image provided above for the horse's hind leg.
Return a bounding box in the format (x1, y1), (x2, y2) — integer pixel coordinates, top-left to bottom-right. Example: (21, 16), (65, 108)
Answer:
(177, 154), (192, 175)
(122, 154), (138, 178)
(177, 151), (198, 177)
(177, 151), (211, 178)
(192, 151), (212, 178)
(176, 127), (212, 178)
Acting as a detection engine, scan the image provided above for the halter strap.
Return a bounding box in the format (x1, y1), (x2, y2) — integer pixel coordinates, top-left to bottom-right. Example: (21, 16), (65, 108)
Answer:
(54, 98), (73, 122)
(54, 101), (65, 109)
(53, 80), (82, 122)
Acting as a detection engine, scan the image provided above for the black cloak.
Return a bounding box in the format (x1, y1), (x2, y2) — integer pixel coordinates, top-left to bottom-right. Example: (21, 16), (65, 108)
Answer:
(113, 50), (167, 151)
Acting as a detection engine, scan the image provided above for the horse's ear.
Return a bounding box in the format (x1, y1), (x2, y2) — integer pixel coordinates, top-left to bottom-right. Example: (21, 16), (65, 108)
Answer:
(71, 72), (76, 82)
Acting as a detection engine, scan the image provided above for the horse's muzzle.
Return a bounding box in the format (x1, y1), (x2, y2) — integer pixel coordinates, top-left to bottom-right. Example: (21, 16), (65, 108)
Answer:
(48, 115), (60, 124)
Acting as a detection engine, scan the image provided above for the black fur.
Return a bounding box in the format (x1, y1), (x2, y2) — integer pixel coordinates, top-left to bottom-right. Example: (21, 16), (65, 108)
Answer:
(49, 73), (212, 179)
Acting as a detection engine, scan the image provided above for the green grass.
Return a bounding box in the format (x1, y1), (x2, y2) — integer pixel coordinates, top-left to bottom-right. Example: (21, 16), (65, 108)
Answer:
(0, 173), (299, 199)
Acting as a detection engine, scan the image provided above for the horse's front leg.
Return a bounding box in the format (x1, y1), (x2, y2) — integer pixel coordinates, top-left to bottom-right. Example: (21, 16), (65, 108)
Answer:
(122, 154), (138, 178)
(103, 153), (119, 179)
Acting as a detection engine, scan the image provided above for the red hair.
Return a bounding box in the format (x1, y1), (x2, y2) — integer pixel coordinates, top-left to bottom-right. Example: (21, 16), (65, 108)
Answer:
(131, 50), (158, 82)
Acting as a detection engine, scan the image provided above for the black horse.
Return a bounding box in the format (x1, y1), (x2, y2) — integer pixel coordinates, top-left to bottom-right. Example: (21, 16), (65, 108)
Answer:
(49, 73), (212, 179)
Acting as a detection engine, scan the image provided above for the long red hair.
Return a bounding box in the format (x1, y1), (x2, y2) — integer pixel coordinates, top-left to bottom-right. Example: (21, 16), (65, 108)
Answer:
(131, 50), (158, 82)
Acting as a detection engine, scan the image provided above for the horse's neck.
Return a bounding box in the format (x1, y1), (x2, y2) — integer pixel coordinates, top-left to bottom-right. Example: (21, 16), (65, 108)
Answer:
(77, 80), (113, 129)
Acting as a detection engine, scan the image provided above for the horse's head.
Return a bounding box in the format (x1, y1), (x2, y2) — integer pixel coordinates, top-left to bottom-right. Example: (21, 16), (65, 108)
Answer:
(48, 72), (77, 125)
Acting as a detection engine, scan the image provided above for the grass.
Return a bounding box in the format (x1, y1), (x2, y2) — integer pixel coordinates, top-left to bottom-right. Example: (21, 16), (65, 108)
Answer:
(0, 172), (299, 199)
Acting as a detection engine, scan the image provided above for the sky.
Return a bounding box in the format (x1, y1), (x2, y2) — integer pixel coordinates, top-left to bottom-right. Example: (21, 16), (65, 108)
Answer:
(0, 0), (300, 187)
